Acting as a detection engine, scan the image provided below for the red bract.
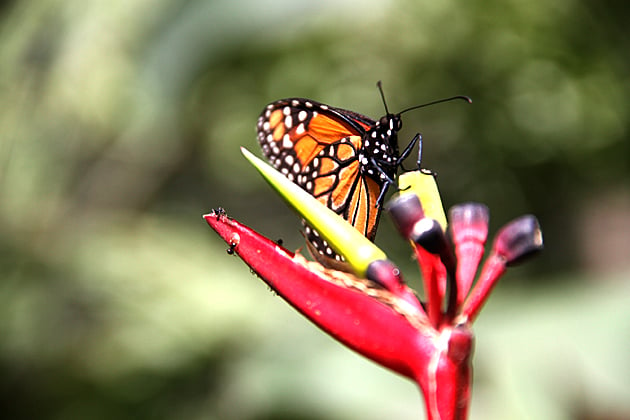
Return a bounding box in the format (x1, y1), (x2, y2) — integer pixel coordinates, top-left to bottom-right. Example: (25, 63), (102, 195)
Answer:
(204, 196), (542, 420)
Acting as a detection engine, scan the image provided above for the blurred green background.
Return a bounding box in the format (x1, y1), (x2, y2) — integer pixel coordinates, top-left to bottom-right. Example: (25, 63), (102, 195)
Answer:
(1, 0), (629, 419)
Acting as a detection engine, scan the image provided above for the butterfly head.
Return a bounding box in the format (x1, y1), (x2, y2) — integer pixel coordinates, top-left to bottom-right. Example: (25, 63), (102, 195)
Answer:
(379, 113), (403, 132)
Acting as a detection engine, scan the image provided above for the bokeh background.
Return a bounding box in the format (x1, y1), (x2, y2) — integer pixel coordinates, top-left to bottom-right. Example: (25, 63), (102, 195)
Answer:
(1, 0), (629, 419)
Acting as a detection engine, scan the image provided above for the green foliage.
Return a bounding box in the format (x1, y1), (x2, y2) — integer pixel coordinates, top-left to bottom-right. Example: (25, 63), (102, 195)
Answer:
(1, 0), (629, 418)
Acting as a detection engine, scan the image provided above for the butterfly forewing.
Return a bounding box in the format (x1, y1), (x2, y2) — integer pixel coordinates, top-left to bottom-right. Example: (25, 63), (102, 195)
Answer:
(258, 99), (368, 173)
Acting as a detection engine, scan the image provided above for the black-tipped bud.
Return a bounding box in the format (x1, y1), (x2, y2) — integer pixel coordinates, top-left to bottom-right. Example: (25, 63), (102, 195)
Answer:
(492, 215), (543, 266)
(411, 218), (456, 274)
(410, 218), (445, 253)
(386, 194), (425, 239)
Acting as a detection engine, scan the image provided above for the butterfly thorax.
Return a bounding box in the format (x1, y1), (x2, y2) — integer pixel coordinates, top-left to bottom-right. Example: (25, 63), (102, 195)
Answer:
(358, 114), (402, 183)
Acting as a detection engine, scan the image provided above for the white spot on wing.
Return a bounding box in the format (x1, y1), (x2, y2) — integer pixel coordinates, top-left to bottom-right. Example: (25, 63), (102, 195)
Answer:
(282, 134), (293, 148)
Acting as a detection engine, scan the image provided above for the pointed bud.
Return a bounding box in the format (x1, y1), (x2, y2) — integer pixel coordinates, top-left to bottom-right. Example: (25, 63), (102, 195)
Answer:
(397, 170), (447, 230)
(241, 147), (387, 276)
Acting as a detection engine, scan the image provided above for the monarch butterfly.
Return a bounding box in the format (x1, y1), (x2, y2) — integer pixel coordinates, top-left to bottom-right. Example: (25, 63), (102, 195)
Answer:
(257, 82), (469, 270)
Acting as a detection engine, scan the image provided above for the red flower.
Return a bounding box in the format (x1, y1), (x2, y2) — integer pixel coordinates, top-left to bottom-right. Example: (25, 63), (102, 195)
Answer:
(204, 149), (543, 420)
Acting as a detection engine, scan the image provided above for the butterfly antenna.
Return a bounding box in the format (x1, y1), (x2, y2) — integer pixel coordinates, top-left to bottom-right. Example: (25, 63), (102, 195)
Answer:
(398, 95), (472, 115)
(376, 81), (391, 115)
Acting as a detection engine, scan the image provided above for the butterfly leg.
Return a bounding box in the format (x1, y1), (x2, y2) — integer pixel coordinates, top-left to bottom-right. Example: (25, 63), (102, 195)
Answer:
(369, 156), (397, 186)
(398, 133), (422, 171)
(368, 156), (397, 208)
(375, 181), (392, 208)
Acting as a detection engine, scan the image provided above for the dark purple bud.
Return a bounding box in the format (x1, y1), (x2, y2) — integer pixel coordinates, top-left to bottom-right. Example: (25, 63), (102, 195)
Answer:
(492, 215), (543, 266)
(366, 259), (405, 291)
(366, 259), (422, 308)
(386, 194), (425, 239)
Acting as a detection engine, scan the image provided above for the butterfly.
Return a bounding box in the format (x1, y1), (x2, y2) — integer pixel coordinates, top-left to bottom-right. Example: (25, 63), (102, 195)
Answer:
(256, 82), (469, 270)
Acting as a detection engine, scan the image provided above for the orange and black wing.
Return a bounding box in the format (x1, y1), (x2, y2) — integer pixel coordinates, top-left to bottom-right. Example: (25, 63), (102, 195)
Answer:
(256, 98), (386, 268)
(257, 98), (372, 177)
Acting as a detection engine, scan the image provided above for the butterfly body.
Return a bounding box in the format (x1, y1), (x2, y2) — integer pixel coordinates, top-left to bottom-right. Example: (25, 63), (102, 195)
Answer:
(257, 97), (411, 269)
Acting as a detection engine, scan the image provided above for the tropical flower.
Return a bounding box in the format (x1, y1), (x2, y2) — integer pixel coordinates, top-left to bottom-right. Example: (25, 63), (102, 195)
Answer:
(204, 148), (543, 420)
